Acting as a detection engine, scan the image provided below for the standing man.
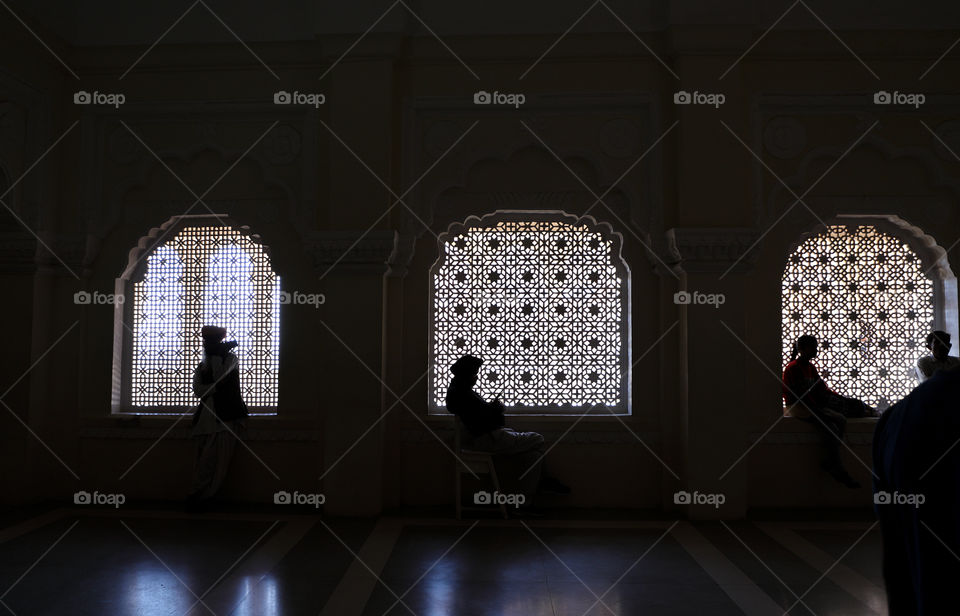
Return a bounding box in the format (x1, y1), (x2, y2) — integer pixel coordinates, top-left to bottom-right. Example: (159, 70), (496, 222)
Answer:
(916, 331), (960, 382)
(874, 364), (960, 614)
(186, 325), (248, 511)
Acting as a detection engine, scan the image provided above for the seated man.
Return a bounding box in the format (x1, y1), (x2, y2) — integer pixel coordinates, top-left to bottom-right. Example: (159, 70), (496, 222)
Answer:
(446, 354), (568, 502)
(916, 330), (960, 383)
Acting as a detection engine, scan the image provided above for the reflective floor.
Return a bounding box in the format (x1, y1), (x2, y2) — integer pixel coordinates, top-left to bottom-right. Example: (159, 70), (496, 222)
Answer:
(0, 508), (886, 615)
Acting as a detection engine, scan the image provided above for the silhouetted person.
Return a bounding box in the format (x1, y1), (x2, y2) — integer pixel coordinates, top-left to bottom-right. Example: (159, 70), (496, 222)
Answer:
(782, 335), (876, 488)
(446, 355), (568, 508)
(186, 325), (248, 511)
(447, 355), (510, 443)
(916, 330), (960, 383)
(874, 365), (960, 614)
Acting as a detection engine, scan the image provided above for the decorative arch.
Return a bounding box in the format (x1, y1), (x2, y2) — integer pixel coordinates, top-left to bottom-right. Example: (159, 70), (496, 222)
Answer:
(765, 132), (960, 228)
(93, 136), (301, 251)
(111, 215), (280, 413)
(109, 142), (297, 208)
(417, 142), (653, 241)
(428, 210), (632, 415)
(781, 215), (956, 409)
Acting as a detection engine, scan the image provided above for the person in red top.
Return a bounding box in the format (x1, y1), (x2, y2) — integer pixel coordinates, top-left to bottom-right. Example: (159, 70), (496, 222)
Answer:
(782, 335), (877, 488)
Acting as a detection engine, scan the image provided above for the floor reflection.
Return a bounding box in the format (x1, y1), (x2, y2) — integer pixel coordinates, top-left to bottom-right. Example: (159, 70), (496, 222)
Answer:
(232, 575), (280, 616)
(413, 576), (569, 616)
(121, 567), (280, 616)
(121, 565), (194, 616)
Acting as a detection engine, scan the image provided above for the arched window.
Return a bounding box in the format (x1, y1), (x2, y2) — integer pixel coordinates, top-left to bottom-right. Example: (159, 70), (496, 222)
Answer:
(115, 219), (280, 413)
(429, 211), (631, 415)
(782, 223), (939, 409)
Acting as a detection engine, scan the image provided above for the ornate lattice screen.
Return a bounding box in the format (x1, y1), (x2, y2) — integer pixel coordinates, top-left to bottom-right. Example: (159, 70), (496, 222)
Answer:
(782, 225), (934, 408)
(431, 215), (629, 412)
(129, 226), (280, 409)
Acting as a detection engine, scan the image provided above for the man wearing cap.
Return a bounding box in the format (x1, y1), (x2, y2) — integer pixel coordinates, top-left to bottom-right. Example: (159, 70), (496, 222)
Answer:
(186, 325), (248, 510)
(916, 330), (960, 383)
(446, 354), (568, 503)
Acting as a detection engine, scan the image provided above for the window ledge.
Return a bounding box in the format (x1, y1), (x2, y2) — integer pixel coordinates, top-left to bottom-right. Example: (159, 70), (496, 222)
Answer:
(80, 414), (318, 440)
(778, 416), (878, 430)
(425, 413), (632, 423)
(751, 415), (877, 445)
(399, 425), (657, 445)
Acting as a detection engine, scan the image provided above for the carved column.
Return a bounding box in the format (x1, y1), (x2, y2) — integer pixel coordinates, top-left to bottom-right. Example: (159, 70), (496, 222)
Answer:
(667, 227), (760, 520)
(0, 230), (38, 503)
(22, 233), (86, 503)
(304, 230), (396, 516)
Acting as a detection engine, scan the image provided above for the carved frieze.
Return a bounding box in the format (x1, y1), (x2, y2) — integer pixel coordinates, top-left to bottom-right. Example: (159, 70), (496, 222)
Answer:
(666, 227), (761, 273)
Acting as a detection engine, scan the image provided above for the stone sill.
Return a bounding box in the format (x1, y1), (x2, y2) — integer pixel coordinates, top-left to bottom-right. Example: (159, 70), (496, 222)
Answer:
(78, 414), (320, 440)
(751, 416), (878, 445)
(425, 413), (631, 423)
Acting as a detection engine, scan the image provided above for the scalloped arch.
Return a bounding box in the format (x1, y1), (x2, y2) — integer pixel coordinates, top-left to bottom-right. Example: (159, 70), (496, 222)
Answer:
(427, 209), (632, 415)
(783, 214), (955, 281)
(112, 214), (281, 413)
(433, 209), (630, 276)
(780, 220), (952, 408)
(120, 213), (274, 283)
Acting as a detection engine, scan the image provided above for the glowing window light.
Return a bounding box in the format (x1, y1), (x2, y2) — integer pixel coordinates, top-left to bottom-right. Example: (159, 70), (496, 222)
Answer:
(130, 226), (280, 409)
(204, 245), (254, 355)
(782, 225), (934, 409)
(431, 218), (628, 411)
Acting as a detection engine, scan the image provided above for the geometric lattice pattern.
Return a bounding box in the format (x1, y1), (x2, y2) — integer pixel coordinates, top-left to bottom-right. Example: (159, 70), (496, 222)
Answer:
(432, 218), (627, 410)
(130, 226), (280, 409)
(782, 225), (934, 409)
